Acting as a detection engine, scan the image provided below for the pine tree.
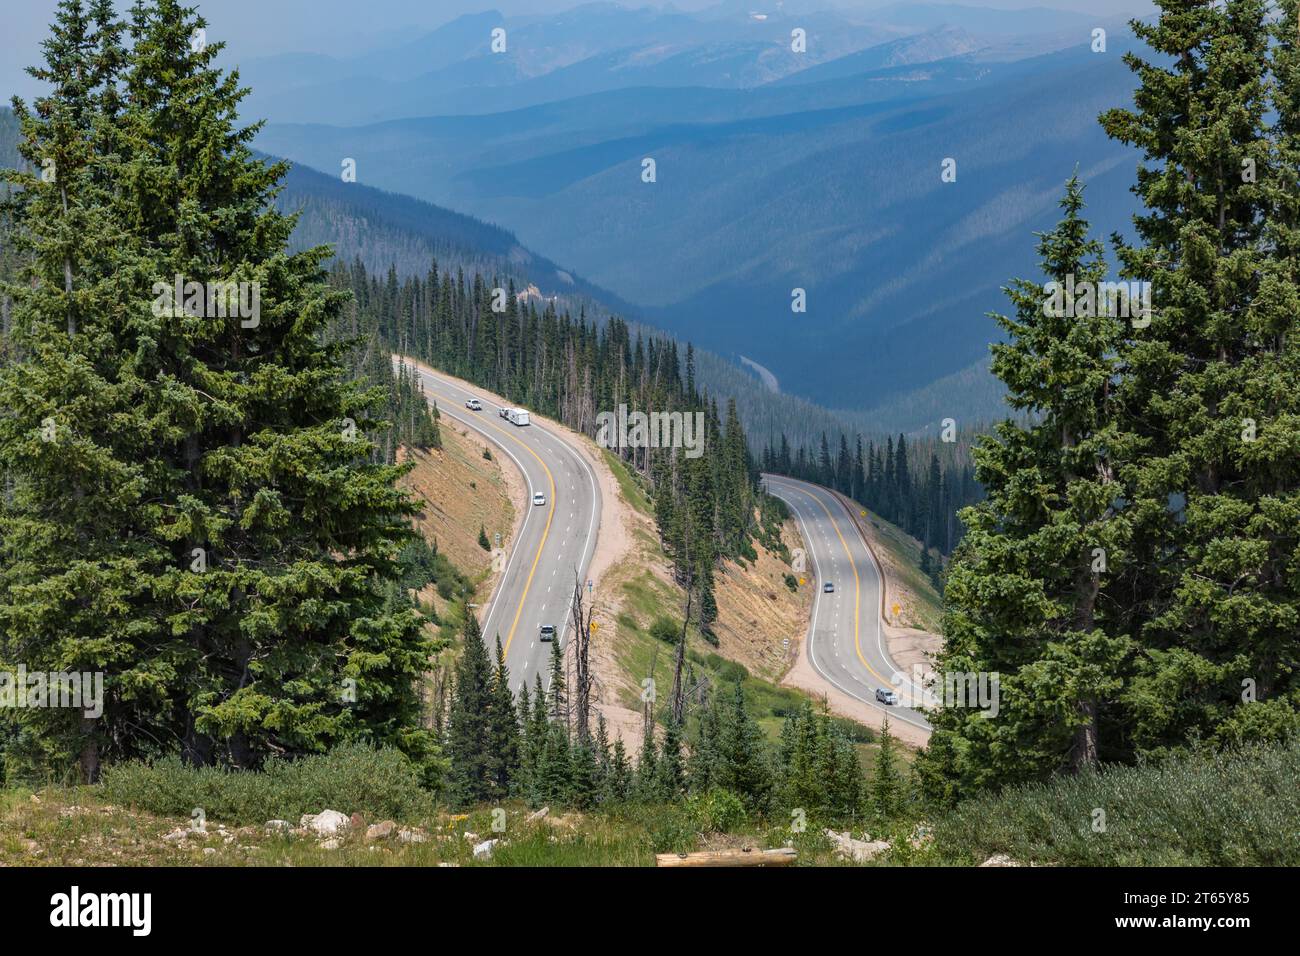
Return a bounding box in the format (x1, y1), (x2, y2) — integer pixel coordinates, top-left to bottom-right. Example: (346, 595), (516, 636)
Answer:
(633, 726), (660, 802)
(715, 683), (770, 812)
(1, 0), (437, 776)
(656, 720), (685, 800)
(547, 637), (567, 728)
(918, 177), (1131, 797)
(540, 722), (572, 805)
(0, 0), (147, 782)
(1098, 0), (1300, 753)
(569, 742), (598, 809)
(446, 616), (494, 807)
(870, 719), (903, 821)
(487, 638), (520, 800)
(687, 694), (722, 792)
(607, 737), (632, 803)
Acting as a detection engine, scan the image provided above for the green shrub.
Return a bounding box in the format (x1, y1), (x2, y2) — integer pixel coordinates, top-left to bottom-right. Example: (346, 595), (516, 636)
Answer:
(618, 803), (697, 854)
(688, 788), (748, 833)
(931, 739), (1300, 866)
(703, 654), (749, 685)
(101, 743), (435, 825)
(649, 616), (680, 645)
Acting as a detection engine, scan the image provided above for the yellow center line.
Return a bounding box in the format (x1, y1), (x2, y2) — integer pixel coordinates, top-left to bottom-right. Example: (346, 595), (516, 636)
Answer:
(429, 383), (557, 657)
(804, 487), (894, 690)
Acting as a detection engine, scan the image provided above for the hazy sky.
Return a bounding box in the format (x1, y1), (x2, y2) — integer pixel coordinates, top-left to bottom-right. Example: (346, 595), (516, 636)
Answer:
(2, 0), (1155, 100)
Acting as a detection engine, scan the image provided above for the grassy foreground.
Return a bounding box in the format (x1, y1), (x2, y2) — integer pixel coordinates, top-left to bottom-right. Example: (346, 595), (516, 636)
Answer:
(3, 738), (1296, 867)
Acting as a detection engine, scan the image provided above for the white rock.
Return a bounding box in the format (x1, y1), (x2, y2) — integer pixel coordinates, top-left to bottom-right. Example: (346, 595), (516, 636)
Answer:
(397, 828), (428, 844)
(525, 806), (550, 823)
(264, 819), (293, 833)
(299, 810), (350, 836)
(473, 838), (499, 860)
(824, 829), (890, 863)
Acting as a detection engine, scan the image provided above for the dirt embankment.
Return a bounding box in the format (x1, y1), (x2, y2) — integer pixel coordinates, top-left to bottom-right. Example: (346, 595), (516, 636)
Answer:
(398, 424), (517, 609)
(585, 463), (813, 748)
(711, 527), (812, 682)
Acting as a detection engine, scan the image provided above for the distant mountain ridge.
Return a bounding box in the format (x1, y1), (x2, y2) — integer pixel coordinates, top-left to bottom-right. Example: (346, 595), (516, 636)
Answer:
(257, 24), (1144, 419)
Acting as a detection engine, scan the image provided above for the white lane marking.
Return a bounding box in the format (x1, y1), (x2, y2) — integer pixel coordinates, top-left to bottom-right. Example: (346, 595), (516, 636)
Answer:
(404, 366), (536, 646)
(764, 476), (929, 732)
(394, 359), (602, 685)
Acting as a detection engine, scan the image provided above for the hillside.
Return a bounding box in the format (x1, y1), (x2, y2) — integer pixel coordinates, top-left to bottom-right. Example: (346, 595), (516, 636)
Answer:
(398, 422), (517, 601)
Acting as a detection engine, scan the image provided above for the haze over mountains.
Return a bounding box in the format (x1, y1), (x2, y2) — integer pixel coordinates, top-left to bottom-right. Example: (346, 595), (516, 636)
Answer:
(249, 2), (1153, 428)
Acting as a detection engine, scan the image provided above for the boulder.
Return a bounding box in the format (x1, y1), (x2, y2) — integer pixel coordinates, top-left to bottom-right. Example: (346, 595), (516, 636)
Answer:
(525, 806), (550, 823)
(366, 820), (397, 842)
(300, 810), (350, 836)
(979, 854), (1023, 867)
(397, 827), (428, 844)
(264, 819), (293, 834)
(824, 829), (890, 863)
(473, 838), (499, 860)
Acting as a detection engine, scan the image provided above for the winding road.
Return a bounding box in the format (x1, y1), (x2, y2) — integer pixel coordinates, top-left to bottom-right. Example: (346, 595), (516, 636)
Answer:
(762, 474), (932, 733)
(397, 357), (602, 695)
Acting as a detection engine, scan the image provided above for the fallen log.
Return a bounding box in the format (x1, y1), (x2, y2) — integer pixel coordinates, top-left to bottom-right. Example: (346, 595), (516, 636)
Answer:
(654, 847), (797, 867)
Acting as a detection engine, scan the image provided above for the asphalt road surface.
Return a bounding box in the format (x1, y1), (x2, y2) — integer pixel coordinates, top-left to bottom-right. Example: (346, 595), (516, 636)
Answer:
(398, 358), (602, 695)
(762, 474), (932, 733)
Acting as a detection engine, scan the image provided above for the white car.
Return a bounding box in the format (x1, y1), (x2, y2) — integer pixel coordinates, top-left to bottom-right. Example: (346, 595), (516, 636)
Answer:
(532, 492), (546, 507)
(464, 398), (482, 411)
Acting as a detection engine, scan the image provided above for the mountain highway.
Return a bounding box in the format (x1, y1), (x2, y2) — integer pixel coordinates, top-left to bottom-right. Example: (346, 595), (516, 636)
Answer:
(397, 357), (602, 695)
(762, 474), (932, 733)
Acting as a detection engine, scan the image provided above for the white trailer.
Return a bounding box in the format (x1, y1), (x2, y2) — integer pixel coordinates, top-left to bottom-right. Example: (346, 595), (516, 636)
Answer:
(507, 408), (531, 426)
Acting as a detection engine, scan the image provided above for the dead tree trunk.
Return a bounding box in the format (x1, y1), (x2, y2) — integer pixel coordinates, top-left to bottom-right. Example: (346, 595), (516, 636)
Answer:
(670, 586), (693, 726)
(569, 574), (596, 745)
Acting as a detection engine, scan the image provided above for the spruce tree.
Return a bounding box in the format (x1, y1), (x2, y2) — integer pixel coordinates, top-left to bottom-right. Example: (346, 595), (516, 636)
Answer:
(918, 178), (1132, 797)
(656, 720), (685, 800)
(607, 737), (632, 803)
(870, 719), (903, 822)
(2, 0), (436, 775)
(446, 615), (493, 807)
(715, 683), (770, 812)
(1099, 0), (1300, 753)
(487, 637), (520, 800)
(0, 0), (145, 781)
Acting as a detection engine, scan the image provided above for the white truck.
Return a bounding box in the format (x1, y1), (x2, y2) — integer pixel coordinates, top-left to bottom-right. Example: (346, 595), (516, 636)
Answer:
(506, 408), (531, 427)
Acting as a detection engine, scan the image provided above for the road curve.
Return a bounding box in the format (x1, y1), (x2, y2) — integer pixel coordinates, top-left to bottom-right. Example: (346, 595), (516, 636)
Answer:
(396, 357), (602, 695)
(762, 474), (932, 733)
